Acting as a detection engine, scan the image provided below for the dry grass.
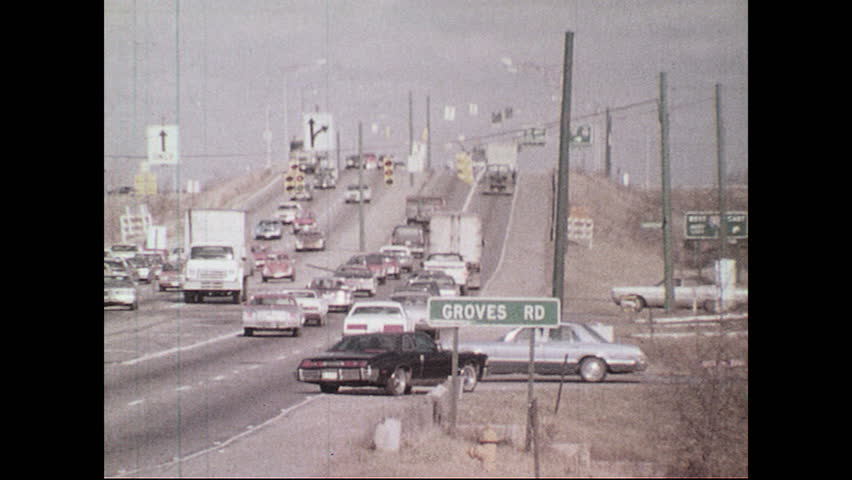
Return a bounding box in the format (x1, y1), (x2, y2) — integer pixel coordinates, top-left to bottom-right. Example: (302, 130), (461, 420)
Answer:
(333, 330), (748, 477)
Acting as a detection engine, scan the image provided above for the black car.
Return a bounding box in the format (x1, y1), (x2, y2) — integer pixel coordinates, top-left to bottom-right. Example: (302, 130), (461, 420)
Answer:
(295, 332), (487, 395)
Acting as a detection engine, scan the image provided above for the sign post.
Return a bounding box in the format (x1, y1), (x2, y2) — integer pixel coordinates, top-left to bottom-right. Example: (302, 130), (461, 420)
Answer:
(427, 297), (560, 437)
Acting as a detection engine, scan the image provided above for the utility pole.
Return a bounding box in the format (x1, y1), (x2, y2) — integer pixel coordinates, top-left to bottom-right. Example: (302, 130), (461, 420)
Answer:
(409, 90), (414, 186)
(336, 130), (341, 173)
(659, 72), (675, 312)
(358, 122), (365, 252)
(604, 108), (612, 179)
(552, 31), (573, 315)
(541, 30), (573, 451)
(716, 83), (727, 259)
(426, 94), (431, 171)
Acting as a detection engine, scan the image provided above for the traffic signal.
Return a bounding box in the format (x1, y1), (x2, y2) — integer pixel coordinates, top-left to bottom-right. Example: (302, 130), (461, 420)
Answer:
(382, 156), (394, 185)
(455, 152), (473, 185)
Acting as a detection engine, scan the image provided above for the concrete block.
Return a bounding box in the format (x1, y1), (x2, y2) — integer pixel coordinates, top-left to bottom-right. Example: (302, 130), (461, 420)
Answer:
(373, 417), (402, 452)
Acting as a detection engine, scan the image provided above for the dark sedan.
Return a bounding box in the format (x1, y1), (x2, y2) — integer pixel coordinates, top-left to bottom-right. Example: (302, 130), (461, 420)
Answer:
(296, 332), (487, 395)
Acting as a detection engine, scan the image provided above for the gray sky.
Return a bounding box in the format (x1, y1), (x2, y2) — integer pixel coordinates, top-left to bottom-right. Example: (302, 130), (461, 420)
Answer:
(104, 0), (747, 189)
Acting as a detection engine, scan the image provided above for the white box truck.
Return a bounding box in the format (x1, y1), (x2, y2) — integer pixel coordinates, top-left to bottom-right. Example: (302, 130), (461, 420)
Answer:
(424, 212), (482, 295)
(483, 142), (518, 195)
(182, 209), (251, 304)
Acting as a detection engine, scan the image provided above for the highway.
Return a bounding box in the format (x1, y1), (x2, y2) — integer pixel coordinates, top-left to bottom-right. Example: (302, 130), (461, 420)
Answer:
(103, 166), (515, 476)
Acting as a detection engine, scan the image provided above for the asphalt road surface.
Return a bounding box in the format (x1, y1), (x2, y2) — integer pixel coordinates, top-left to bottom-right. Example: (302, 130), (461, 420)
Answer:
(104, 167), (514, 476)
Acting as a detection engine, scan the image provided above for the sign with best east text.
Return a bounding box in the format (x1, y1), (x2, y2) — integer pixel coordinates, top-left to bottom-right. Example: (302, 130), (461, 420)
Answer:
(427, 297), (560, 328)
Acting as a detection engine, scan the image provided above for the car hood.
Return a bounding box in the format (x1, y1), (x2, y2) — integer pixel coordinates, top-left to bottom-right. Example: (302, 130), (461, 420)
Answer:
(264, 262), (293, 272)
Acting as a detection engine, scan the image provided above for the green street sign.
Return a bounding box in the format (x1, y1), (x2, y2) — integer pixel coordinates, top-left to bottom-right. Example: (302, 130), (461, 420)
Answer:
(427, 297), (561, 328)
(684, 211), (748, 239)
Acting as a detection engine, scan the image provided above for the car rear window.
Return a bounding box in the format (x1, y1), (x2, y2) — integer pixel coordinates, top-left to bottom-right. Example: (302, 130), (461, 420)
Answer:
(329, 335), (397, 353)
(351, 306), (402, 316)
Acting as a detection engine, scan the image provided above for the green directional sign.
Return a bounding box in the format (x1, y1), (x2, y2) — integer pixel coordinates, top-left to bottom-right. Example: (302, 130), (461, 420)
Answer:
(684, 211), (748, 240)
(427, 297), (561, 328)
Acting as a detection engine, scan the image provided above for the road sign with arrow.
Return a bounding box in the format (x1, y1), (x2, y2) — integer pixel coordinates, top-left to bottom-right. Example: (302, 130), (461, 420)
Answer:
(146, 125), (179, 165)
(302, 113), (335, 151)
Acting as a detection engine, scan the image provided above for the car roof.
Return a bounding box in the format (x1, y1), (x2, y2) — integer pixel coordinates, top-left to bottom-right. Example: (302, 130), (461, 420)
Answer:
(351, 300), (403, 308)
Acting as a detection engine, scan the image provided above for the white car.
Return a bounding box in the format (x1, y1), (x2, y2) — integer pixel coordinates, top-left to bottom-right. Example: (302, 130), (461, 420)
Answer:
(280, 288), (329, 327)
(277, 201), (302, 224)
(342, 301), (413, 336)
(344, 184), (372, 203)
(104, 275), (138, 310)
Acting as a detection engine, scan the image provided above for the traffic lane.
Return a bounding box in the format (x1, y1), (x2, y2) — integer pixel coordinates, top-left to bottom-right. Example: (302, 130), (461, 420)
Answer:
(105, 171), (426, 478)
(470, 190), (514, 294)
(105, 272), (417, 477)
(105, 309), (350, 476)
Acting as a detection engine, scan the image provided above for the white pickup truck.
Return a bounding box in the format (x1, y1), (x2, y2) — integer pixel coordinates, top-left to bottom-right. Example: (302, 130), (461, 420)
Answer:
(610, 277), (748, 313)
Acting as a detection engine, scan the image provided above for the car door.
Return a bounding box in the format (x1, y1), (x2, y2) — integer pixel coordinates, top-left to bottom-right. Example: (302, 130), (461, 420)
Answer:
(400, 334), (425, 380)
(486, 328), (537, 374)
(538, 326), (579, 375)
(412, 333), (450, 382)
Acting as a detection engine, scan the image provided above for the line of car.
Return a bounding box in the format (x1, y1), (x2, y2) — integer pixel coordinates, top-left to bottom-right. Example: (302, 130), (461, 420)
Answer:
(106, 165), (651, 397)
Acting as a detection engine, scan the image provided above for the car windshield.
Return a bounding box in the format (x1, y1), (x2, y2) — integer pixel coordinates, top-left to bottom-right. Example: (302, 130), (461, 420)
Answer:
(190, 246), (234, 260)
(364, 255), (384, 265)
(105, 276), (134, 288)
(284, 291), (314, 298)
(350, 306), (402, 316)
(310, 278), (336, 288)
(390, 295), (428, 306)
(329, 334), (398, 353)
(161, 263), (179, 272)
(111, 245), (138, 252)
(249, 296), (296, 306)
(428, 253), (463, 262)
(394, 228), (423, 242)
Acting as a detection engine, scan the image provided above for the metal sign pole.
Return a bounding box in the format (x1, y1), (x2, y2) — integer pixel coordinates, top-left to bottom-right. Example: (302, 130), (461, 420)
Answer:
(526, 328), (536, 451)
(449, 326), (459, 437)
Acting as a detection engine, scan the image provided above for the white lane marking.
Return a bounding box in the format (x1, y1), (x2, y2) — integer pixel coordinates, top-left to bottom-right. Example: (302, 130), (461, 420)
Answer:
(482, 172), (521, 294)
(119, 330), (243, 366)
(116, 395), (322, 477)
(127, 399), (145, 407)
(461, 168), (488, 213)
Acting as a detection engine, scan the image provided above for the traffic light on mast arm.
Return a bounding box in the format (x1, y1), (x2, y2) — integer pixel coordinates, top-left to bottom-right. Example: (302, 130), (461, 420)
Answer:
(383, 156), (394, 185)
(455, 152), (473, 185)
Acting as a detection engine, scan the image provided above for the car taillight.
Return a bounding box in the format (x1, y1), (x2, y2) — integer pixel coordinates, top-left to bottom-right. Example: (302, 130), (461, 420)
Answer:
(346, 324), (367, 331)
(383, 325), (403, 333)
(343, 360), (368, 367)
(300, 359), (323, 368)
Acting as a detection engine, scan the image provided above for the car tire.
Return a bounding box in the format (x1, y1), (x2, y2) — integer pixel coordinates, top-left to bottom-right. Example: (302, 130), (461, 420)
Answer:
(320, 384), (339, 394)
(292, 328), (301, 337)
(244, 327), (254, 337)
(703, 299), (718, 313)
(385, 367), (409, 396)
(460, 363), (479, 393)
(579, 357), (607, 383)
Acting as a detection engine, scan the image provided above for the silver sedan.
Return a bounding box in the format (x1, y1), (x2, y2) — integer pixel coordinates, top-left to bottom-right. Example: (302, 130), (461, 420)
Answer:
(451, 323), (648, 383)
